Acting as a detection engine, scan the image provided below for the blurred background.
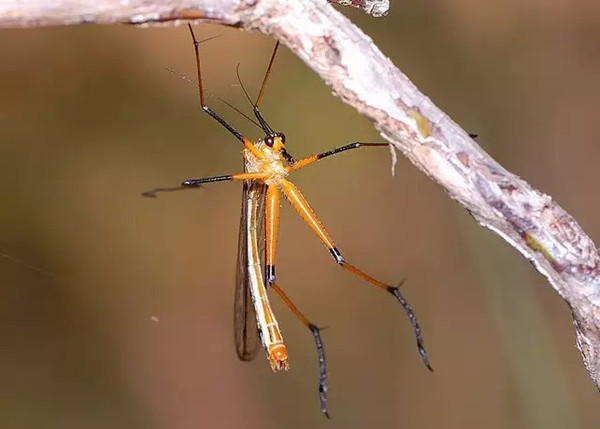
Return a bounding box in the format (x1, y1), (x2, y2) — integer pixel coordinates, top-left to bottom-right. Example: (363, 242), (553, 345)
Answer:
(1, 1), (600, 428)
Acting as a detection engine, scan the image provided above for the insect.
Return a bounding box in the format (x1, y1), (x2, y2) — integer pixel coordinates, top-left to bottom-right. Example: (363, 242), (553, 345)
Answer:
(143, 24), (432, 417)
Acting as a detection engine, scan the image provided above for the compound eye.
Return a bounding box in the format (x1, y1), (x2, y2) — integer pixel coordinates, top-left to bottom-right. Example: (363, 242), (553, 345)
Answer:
(265, 136), (274, 147)
(279, 133), (286, 144)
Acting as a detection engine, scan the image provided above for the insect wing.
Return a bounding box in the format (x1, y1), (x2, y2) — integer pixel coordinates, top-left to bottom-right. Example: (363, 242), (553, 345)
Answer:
(234, 179), (267, 361)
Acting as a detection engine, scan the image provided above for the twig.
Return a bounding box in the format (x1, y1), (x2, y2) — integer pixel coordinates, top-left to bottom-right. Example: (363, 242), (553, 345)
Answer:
(328, 0), (389, 17)
(1, 0), (599, 391)
(0, 0), (387, 27)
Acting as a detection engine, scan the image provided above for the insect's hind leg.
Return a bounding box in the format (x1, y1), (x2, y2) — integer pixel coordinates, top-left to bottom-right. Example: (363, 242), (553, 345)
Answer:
(264, 184), (329, 416)
(264, 185), (280, 284)
(279, 178), (432, 371)
(270, 283), (329, 418)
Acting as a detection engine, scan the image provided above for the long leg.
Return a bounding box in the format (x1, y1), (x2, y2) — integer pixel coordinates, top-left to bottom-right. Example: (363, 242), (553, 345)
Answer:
(187, 24), (263, 160)
(270, 283), (329, 418)
(265, 185), (280, 284)
(288, 142), (389, 172)
(142, 172), (269, 197)
(264, 184), (329, 417)
(279, 179), (432, 371)
(182, 172), (268, 187)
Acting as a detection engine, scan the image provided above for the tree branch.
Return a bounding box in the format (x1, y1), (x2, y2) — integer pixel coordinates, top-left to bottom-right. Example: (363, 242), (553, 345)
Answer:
(2, 0), (600, 390)
(327, 0), (389, 17)
(0, 0), (388, 27)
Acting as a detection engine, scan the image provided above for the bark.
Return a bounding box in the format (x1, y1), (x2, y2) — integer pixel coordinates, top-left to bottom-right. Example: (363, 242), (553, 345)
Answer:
(2, 0), (599, 390)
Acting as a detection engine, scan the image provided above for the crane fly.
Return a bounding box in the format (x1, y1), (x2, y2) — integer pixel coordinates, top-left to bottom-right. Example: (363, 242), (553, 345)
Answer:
(143, 24), (432, 417)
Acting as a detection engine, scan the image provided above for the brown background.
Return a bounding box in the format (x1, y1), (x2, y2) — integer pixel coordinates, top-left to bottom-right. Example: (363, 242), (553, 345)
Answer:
(1, 1), (600, 428)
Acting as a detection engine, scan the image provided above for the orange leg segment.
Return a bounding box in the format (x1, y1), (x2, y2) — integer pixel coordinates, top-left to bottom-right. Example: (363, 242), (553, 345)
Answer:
(279, 179), (335, 250)
(265, 184), (280, 284)
(242, 137), (264, 160)
(279, 178), (432, 371)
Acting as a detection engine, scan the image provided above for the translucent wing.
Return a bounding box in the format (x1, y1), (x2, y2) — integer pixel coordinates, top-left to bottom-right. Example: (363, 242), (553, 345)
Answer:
(234, 176), (267, 361)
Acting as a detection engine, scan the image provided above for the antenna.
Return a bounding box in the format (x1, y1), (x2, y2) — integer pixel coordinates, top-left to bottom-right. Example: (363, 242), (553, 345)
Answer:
(255, 41), (280, 108)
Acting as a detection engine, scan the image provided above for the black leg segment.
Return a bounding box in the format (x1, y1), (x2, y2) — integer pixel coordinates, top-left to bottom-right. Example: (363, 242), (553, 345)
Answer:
(181, 174), (233, 187)
(315, 142), (388, 161)
(387, 280), (433, 371)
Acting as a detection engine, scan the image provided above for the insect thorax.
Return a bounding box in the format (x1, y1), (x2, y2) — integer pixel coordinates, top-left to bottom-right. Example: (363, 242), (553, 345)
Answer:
(244, 140), (288, 184)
